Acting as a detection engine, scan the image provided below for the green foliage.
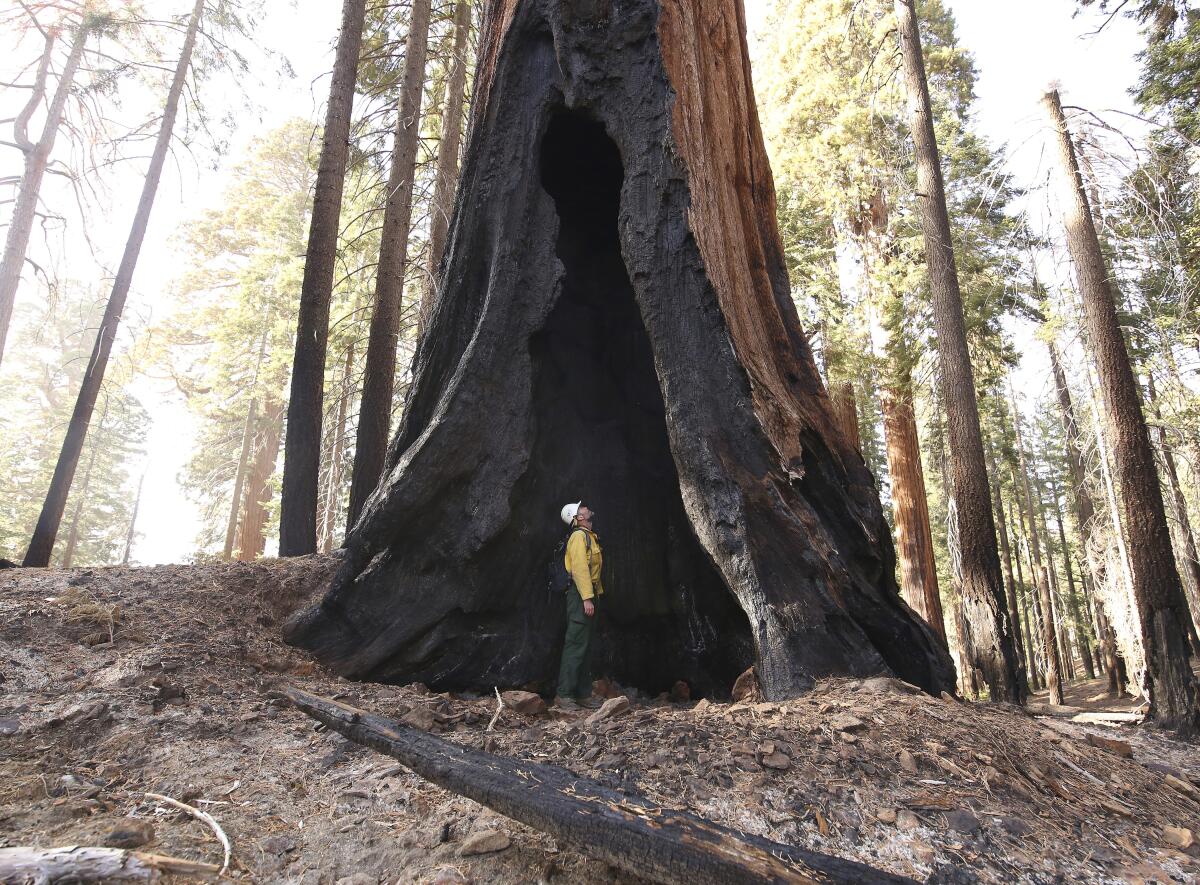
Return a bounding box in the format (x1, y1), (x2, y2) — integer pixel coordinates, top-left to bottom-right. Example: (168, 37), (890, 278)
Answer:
(0, 290), (147, 565)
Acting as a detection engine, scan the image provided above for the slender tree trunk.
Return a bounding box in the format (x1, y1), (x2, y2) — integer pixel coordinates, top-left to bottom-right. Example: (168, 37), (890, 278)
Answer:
(1043, 88), (1198, 731)
(418, 0), (472, 334)
(61, 403), (106, 569)
(0, 24), (88, 368)
(1050, 472), (1096, 679)
(279, 0), (368, 557)
(986, 441), (1027, 688)
(1010, 388), (1064, 703)
(1146, 375), (1200, 652)
(883, 378), (945, 641)
(122, 470), (146, 566)
(224, 397), (259, 559)
(346, 0), (434, 530)
(237, 400), (285, 561)
(894, 0), (1022, 702)
(319, 342), (355, 554)
(225, 327), (269, 559)
(23, 0), (204, 568)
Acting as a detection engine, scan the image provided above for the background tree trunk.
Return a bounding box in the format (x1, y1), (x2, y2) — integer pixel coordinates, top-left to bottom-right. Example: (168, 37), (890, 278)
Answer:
(883, 377), (945, 641)
(1043, 88), (1198, 731)
(345, 0), (435, 531)
(418, 0), (472, 335)
(284, 0), (956, 700)
(1011, 389), (1064, 703)
(236, 400), (284, 561)
(987, 441), (1028, 690)
(893, 0), (1022, 701)
(279, 0), (368, 557)
(122, 470), (146, 566)
(0, 23), (87, 369)
(23, 0), (205, 568)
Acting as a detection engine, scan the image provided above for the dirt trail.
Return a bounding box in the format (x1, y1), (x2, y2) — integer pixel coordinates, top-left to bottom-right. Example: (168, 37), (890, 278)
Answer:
(1, 559), (1198, 883)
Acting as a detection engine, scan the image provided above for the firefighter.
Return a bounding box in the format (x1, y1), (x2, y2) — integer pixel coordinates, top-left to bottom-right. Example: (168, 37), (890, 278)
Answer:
(554, 501), (604, 710)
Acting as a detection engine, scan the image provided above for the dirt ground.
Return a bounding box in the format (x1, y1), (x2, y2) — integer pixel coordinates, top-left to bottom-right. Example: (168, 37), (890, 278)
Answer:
(2, 558), (1199, 884)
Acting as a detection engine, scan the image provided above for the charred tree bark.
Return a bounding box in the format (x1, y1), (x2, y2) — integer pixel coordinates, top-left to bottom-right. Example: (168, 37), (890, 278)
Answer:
(279, 0), (369, 557)
(287, 687), (916, 884)
(893, 0), (1022, 702)
(1043, 88), (1198, 731)
(418, 0), (472, 335)
(345, 0), (434, 530)
(284, 0), (956, 700)
(0, 22), (88, 369)
(23, 0), (204, 568)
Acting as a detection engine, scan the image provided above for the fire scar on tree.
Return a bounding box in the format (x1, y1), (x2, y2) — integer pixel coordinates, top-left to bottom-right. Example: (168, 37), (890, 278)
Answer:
(284, 0), (956, 700)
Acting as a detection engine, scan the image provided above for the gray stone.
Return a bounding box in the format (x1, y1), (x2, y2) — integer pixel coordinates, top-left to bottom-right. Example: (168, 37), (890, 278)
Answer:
(459, 830), (510, 856)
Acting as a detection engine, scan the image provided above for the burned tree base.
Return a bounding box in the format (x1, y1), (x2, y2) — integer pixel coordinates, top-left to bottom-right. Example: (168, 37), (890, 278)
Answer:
(285, 0), (956, 701)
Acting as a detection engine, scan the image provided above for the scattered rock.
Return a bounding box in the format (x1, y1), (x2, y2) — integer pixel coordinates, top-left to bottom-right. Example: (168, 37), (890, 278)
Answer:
(731, 666), (758, 702)
(670, 680), (690, 703)
(876, 808), (897, 824)
(1086, 733), (1133, 758)
(829, 712), (865, 732)
(261, 834), (297, 855)
(898, 749), (918, 773)
(761, 750), (791, 770)
(102, 820), (155, 849)
(912, 841), (936, 864)
(839, 731), (858, 744)
(691, 698), (711, 715)
(0, 716), (19, 736)
(459, 830), (510, 856)
(401, 706), (436, 731)
(943, 809), (980, 835)
(500, 690), (546, 716)
(584, 695), (629, 725)
(1164, 826), (1195, 851)
(426, 868), (470, 885)
(896, 810), (920, 831)
(334, 874), (376, 885)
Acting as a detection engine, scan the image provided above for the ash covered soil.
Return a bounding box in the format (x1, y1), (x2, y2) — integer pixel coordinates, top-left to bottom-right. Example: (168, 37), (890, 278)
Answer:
(1, 558), (1199, 884)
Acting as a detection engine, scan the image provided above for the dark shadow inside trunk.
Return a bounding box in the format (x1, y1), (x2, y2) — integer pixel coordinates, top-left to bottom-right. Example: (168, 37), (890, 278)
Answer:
(527, 110), (753, 697)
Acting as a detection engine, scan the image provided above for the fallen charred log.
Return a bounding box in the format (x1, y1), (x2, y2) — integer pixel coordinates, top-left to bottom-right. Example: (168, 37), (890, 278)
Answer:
(284, 0), (956, 700)
(285, 686), (918, 885)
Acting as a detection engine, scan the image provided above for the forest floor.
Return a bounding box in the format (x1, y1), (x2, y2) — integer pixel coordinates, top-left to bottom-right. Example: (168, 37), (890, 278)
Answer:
(2, 558), (1199, 885)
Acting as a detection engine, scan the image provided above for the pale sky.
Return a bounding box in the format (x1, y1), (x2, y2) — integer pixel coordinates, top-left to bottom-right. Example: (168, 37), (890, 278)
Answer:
(0, 0), (1146, 564)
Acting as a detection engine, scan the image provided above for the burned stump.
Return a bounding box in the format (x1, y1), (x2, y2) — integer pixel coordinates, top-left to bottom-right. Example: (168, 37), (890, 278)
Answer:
(284, 0), (956, 699)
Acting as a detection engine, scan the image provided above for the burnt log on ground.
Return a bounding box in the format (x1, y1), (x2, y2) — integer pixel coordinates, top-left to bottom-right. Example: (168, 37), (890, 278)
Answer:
(283, 0), (956, 699)
(286, 687), (918, 885)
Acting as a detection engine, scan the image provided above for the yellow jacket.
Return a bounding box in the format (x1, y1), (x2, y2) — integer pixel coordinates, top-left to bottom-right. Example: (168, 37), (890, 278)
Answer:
(565, 527), (603, 601)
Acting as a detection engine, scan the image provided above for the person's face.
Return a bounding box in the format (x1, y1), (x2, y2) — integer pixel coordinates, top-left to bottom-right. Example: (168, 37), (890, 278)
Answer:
(577, 505), (593, 524)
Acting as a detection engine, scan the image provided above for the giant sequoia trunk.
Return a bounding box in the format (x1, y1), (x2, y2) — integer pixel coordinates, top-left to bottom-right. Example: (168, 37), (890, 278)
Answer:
(285, 0), (956, 700)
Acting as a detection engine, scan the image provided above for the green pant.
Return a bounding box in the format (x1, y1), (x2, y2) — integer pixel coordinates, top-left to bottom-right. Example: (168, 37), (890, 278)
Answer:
(557, 591), (596, 699)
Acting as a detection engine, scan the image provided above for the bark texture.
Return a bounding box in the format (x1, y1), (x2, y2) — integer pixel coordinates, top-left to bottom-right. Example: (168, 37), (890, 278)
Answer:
(893, 0), (1022, 701)
(279, 0), (368, 556)
(345, 0), (434, 530)
(882, 383), (945, 641)
(285, 0), (955, 700)
(1043, 88), (1198, 731)
(23, 0), (204, 568)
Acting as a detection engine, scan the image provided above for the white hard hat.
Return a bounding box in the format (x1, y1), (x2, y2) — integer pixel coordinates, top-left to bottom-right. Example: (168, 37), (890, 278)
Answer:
(560, 501), (582, 525)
